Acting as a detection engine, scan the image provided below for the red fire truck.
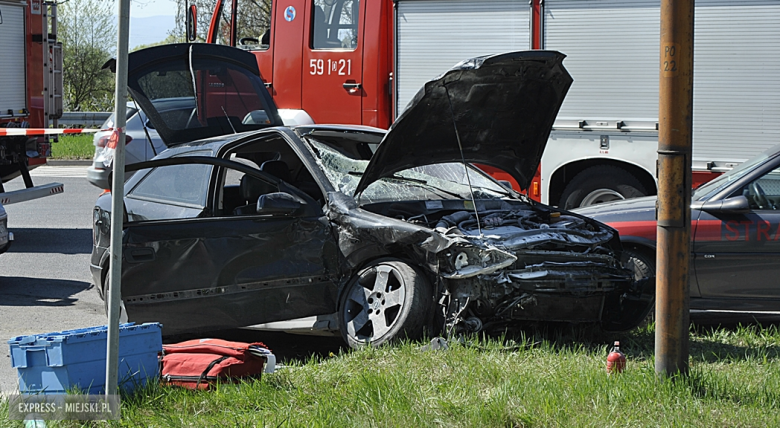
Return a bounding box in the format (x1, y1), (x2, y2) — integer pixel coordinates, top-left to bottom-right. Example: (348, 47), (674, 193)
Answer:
(0, 0), (65, 204)
(203, 0), (780, 208)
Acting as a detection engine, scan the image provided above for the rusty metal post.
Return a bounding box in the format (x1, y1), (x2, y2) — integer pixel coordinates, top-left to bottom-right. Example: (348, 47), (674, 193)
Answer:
(656, 0), (694, 377)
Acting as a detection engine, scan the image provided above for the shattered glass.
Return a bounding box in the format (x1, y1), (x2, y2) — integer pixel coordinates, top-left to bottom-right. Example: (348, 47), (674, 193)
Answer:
(307, 139), (512, 202)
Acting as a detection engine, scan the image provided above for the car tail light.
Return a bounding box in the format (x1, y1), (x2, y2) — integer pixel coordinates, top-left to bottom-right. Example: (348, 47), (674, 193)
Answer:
(96, 134), (133, 148)
(96, 135), (108, 148)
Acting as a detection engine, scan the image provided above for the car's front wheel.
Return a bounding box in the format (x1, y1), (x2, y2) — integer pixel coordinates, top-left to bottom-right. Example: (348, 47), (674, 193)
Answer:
(339, 259), (431, 348)
(625, 247), (656, 327)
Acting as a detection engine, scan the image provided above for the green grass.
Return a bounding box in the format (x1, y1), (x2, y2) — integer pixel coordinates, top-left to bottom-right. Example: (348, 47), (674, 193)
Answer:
(3, 324), (780, 427)
(50, 134), (94, 160)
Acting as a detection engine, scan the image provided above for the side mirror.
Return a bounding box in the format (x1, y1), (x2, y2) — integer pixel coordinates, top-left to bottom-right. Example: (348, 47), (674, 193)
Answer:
(701, 195), (750, 213)
(186, 5), (197, 42)
(256, 192), (305, 215)
(242, 110), (271, 125)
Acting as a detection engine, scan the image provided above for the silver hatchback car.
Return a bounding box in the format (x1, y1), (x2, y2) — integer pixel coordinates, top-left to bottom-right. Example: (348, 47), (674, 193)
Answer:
(86, 101), (179, 189)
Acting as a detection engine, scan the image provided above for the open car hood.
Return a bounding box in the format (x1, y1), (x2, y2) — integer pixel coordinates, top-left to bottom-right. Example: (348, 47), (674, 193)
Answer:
(355, 51), (572, 195)
(105, 43), (283, 147)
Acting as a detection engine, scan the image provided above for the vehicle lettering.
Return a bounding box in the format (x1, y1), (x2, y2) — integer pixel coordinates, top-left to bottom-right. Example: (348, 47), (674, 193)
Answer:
(757, 220), (772, 241)
(309, 59), (351, 76)
(723, 220), (746, 241)
(722, 220), (780, 242)
(310, 59), (324, 75)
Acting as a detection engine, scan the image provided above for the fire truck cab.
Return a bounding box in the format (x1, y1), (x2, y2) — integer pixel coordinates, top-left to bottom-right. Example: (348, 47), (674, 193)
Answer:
(207, 0), (391, 129)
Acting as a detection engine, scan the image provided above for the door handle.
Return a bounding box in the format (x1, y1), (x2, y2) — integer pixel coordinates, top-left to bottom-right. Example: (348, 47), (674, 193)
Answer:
(342, 82), (362, 93)
(126, 247), (155, 263)
(264, 82), (273, 88)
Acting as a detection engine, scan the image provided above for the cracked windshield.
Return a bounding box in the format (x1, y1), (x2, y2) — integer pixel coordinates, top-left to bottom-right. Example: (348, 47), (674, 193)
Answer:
(306, 138), (513, 203)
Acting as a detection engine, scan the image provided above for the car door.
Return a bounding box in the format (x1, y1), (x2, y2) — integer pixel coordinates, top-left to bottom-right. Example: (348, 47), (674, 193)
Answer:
(119, 155), (340, 335)
(694, 158), (780, 303)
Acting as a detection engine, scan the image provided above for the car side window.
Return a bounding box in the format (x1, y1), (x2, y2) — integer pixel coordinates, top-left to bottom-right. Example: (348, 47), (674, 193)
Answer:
(224, 154), (260, 185)
(217, 156), (268, 216)
(742, 166), (780, 210)
(221, 172), (279, 217)
(126, 163), (213, 221)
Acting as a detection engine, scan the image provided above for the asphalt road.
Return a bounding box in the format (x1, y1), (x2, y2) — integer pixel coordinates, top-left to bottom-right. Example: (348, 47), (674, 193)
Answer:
(0, 165), (107, 394)
(0, 165), (343, 394)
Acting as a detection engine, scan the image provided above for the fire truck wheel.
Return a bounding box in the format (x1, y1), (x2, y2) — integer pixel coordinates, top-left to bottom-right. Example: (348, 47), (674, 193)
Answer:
(339, 259), (431, 349)
(559, 165), (647, 209)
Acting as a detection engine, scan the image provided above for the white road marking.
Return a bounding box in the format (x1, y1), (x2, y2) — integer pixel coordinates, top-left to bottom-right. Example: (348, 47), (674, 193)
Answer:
(29, 166), (89, 178)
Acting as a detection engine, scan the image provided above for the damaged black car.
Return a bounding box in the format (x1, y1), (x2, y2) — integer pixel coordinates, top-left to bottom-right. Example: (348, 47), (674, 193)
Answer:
(90, 44), (654, 347)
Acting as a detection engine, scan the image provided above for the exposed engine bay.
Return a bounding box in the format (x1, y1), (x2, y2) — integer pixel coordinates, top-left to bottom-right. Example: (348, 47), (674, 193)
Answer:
(362, 198), (645, 333)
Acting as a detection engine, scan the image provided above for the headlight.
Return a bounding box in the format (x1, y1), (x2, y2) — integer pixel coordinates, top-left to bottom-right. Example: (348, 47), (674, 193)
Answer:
(441, 246), (517, 280)
(455, 252), (469, 269)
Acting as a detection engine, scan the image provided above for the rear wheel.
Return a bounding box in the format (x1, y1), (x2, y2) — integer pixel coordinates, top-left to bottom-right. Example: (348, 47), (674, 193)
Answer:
(102, 274), (128, 323)
(339, 259), (431, 348)
(559, 166), (647, 209)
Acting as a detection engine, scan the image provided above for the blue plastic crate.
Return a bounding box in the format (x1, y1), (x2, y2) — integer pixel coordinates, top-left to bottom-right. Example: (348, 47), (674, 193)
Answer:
(8, 323), (162, 395)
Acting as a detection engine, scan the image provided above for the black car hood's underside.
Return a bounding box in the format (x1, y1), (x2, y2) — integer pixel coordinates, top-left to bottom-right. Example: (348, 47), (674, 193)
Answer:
(105, 43), (283, 147)
(355, 50), (572, 194)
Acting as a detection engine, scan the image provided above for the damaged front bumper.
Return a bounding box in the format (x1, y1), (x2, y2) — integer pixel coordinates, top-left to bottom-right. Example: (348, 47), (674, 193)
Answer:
(442, 255), (640, 333)
(432, 211), (652, 333)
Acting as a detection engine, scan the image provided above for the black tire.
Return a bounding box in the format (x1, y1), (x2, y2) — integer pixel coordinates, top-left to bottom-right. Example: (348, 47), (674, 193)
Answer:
(626, 247), (654, 282)
(558, 166), (647, 209)
(339, 259), (431, 348)
(101, 273), (109, 314)
(624, 246), (656, 327)
(102, 274), (128, 323)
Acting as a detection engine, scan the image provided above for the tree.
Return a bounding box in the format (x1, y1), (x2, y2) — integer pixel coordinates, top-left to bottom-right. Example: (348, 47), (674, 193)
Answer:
(173, 0), (272, 45)
(132, 33), (184, 52)
(173, 0), (215, 41)
(58, 0), (117, 111)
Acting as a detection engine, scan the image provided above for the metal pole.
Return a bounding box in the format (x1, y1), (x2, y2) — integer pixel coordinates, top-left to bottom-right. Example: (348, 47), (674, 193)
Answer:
(656, 0), (693, 377)
(105, 0), (131, 395)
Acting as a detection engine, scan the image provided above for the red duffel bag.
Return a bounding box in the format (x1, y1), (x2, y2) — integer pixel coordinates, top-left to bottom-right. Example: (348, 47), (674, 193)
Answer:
(160, 339), (275, 390)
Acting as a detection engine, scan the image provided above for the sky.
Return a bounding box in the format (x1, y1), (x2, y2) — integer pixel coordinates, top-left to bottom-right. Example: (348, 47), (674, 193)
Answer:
(119, 0), (179, 47)
(130, 0), (178, 18)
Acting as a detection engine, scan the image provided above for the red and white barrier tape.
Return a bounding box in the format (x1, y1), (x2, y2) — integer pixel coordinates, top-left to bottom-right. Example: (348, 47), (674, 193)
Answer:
(0, 128), (100, 136)
(0, 184), (63, 205)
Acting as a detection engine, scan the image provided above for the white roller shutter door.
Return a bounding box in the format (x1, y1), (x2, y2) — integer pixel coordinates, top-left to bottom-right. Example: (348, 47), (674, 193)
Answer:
(395, 0), (530, 117)
(544, 0), (780, 164)
(0, 1), (27, 117)
(692, 0), (780, 162)
(544, 0), (660, 122)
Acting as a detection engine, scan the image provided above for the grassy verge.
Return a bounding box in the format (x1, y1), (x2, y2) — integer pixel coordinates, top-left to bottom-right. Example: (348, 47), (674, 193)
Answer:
(50, 134), (94, 160)
(3, 324), (780, 427)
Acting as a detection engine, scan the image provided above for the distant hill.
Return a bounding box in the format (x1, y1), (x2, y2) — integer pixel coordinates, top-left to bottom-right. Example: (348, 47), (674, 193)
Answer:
(129, 15), (176, 49)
